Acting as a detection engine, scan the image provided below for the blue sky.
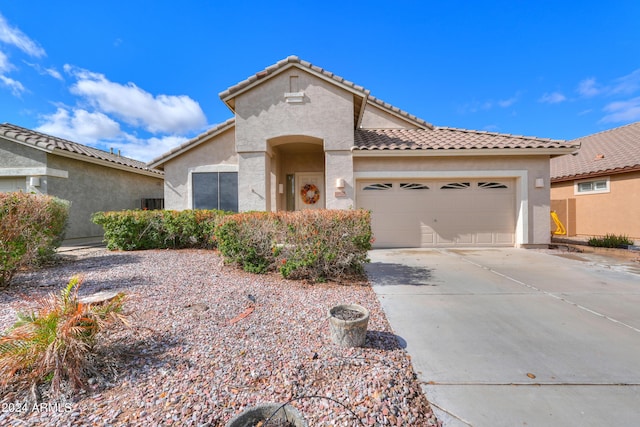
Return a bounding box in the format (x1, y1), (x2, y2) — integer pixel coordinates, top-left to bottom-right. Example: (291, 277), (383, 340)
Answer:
(1, 1), (639, 162)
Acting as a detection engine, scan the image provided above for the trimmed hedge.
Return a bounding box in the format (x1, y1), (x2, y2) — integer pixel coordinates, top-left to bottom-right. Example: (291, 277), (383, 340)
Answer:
(0, 192), (69, 287)
(91, 209), (227, 250)
(215, 209), (372, 281)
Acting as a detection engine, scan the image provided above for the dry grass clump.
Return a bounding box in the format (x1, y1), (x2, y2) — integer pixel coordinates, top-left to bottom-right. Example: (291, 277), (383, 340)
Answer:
(0, 276), (128, 397)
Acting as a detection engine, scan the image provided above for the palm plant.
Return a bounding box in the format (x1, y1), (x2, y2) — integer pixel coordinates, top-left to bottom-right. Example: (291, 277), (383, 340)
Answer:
(0, 276), (128, 396)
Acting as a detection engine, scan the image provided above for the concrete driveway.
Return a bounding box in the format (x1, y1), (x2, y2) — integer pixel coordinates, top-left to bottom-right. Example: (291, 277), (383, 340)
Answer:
(367, 248), (640, 427)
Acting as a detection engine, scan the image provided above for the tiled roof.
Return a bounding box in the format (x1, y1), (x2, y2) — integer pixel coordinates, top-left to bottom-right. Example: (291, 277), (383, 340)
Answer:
(366, 96), (433, 129)
(0, 123), (163, 175)
(551, 121), (640, 181)
(355, 127), (575, 151)
(147, 118), (235, 168)
(219, 55), (368, 99)
(219, 55), (432, 129)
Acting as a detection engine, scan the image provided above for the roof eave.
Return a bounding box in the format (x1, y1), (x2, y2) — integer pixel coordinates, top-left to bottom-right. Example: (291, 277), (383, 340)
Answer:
(1, 133), (55, 154)
(2, 124), (161, 176)
(148, 119), (236, 168)
(52, 149), (163, 178)
(352, 147), (578, 157)
(551, 164), (640, 183)
(365, 98), (433, 130)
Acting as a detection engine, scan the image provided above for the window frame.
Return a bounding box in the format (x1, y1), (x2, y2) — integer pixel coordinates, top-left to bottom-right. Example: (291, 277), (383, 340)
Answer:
(189, 165), (239, 211)
(574, 177), (610, 195)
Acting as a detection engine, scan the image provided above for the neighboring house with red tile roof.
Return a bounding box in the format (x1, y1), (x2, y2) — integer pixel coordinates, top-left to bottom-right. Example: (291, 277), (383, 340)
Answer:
(551, 121), (640, 239)
(149, 56), (577, 248)
(0, 123), (164, 240)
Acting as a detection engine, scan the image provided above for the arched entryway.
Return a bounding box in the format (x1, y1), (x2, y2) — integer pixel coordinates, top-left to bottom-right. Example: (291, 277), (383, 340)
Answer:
(268, 135), (325, 211)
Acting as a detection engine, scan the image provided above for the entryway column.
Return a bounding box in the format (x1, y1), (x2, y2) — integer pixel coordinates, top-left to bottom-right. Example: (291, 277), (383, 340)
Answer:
(238, 151), (271, 212)
(325, 150), (354, 209)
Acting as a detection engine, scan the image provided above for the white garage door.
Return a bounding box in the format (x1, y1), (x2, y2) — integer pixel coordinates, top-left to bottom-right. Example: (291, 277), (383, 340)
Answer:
(356, 179), (516, 247)
(0, 177), (26, 193)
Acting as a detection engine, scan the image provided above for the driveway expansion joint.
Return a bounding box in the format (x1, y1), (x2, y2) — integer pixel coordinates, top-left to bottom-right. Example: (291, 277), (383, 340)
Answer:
(446, 250), (640, 334)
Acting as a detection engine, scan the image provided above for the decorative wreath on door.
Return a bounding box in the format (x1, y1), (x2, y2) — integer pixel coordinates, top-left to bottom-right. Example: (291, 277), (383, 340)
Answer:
(300, 183), (320, 204)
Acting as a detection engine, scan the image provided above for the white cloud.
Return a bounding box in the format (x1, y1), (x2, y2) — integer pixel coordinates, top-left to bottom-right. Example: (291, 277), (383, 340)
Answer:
(610, 69), (640, 95)
(0, 50), (12, 72)
(114, 135), (188, 162)
(498, 97), (517, 108)
(577, 70), (640, 99)
(0, 74), (25, 96)
(35, 107), (189, 162)
(577, 78), (600, 97)
(36, 107), (122, 143)
(0, 13), (45, 57)
(0, 13), (47, 97)
(45, 67), (63, 80)
(65, 65), (207, 134)
(539, 92), (566, 104)
(601, 97), (640, 123)
(24, 61), (63, 80)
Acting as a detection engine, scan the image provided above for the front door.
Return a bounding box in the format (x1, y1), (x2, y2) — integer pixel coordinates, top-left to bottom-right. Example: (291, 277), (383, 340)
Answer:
(295, 172), (324, 210)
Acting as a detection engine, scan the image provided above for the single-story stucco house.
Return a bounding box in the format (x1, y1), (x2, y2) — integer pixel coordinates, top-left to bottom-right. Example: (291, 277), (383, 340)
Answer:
(551, 121), (640, 240)
(149, 56), (578, 248)
(0, 123), (164, 240)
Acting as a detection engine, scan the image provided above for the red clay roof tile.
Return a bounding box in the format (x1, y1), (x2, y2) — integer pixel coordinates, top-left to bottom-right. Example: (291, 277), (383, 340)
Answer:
(551, 121), (640, 181)
(355, 127), (574, 151)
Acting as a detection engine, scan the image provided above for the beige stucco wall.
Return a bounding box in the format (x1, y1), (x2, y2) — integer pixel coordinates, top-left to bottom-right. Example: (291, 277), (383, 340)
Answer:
(162, 128), (237, 210)
(360, 103), (421, 129)
(233, 69), (355, 211)
(1, 138), (163, 239)
(551, 171), (640, 239)
(0, 137), (47, 168)
(354, 155), (553, 246)
(0, 137), (49, 192)
(47, 155), (164, 239)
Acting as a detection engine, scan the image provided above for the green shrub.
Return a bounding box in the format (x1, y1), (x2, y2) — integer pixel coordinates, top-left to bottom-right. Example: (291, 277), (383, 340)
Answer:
(215, 210), (372, 281)
(215, 212), (275, 274)
(0, 276), (128, 395)
(587, 234), (634, 248)
(92, 209), (227, 250)
(0, 193), (69, 287)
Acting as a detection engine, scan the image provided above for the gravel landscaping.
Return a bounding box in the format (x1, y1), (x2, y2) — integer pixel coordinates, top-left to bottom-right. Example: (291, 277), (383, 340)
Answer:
(0, 248), (441, 426)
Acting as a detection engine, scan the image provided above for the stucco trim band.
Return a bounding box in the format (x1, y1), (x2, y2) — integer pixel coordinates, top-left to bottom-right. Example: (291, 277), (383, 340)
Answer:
(0, 167), (68, 178)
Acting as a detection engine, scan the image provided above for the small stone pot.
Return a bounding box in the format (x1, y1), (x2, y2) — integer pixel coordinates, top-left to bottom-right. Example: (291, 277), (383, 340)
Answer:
(328, 304), (370, 347)
(226, 403), (307, 427)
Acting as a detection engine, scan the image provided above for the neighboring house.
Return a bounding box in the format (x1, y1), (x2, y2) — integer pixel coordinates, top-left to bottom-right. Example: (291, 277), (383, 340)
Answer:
(551, 121), (640, 240)
(149, 56), (577, 248)
(0, 123), (164, 240)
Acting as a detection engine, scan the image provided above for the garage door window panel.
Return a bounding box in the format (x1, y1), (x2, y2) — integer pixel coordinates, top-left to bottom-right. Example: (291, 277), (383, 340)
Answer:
(400, 183), (429, 190)
(363, 183), (393, 191)
(441, 182), (470, 190)
(478, 182), (509, 189)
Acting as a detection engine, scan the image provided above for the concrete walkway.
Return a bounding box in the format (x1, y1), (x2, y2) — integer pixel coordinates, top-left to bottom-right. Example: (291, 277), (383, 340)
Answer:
(367, 248), (640, 427)
(58, 237), (105, 253)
